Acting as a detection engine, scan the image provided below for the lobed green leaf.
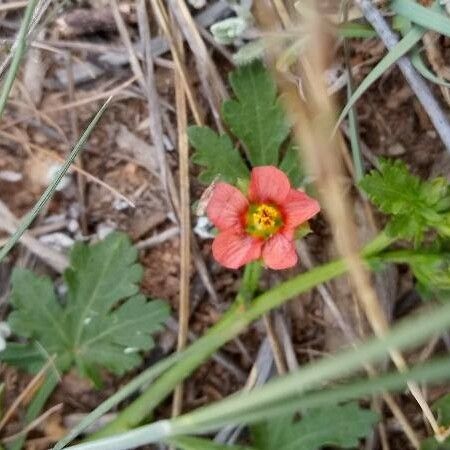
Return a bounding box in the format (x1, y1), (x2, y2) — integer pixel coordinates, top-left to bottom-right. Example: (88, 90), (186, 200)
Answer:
(188, 126), (249, 184)
(222, 60), (290, 166)
(251, 402), (378, 450)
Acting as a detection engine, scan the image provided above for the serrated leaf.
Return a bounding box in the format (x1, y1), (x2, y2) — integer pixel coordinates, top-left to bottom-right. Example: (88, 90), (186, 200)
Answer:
(279, 143), (304, 187)
(188, 126), (249, 184)
(9, 269), (69, 353)
(78, 295), (169, 375)
(0, 342), (47, 373)
(65, 232), (143, 344)
(434, 394), (450, 426)
(3, 232), (170, 380)
(222, 60), (290, 166)
(169, 436), (252, 450)
(251, 403), (378, 450)
(360, 159), (450, 242)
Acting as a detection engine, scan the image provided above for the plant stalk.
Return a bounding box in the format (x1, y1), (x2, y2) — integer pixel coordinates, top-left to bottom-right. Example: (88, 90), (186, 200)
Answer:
(91, 237), (387, 438)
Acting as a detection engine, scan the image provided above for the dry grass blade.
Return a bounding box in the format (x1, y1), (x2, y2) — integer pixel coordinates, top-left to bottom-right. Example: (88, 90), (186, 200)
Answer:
(171, 7), (191, 418)
(261, 1), (439, 440)
(1, 403), (63, 444)
(44, 76), (138, 112)
(0, 356), (58, 433)
(0, 130), (135, 208)
(150, 0), (202, 125)
(0, 200), (69, 273)
(169, 0), (228, 129)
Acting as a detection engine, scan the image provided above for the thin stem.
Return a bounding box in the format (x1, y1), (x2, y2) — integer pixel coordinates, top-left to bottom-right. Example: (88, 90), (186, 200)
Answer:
(58, 231), (391, 446)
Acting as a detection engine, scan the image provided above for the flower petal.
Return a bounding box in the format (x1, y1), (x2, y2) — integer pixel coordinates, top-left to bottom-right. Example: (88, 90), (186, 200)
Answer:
(282, 189), (320, 229)
(249, 166), (291, 204)
(212, 231), (262, 269)
(206, 183), (248, 231)
(262, 233), (298, 270)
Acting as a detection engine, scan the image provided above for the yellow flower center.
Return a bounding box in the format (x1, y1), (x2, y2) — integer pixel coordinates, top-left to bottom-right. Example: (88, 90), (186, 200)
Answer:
(246, 203), (283, 239)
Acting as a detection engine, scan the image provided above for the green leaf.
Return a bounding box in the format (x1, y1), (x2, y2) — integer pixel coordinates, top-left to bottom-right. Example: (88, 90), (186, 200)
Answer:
(188, 126), (249, 184)
(434, 394), (450, 426)
(0, 342), (47, 373)
(360, 159), (450, 242)
(64, 232), (143, 344)
(222, 60), (290, 166)
(251, 403), (378, 450)
(391, 0), (450, 37)
(169, 436), (252, 450)
(279, 143), (304, 187)
(412, 51), (450, 88)
(9, 269), (70, 355)
(3, 232), (170, 380)
(78, 295), (169, 376)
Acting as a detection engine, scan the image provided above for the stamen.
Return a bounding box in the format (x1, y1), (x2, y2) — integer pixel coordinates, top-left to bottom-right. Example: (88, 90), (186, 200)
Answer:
(246, 203), (283, 239)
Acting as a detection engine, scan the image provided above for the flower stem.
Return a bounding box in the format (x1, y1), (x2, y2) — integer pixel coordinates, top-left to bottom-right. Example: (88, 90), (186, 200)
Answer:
(236, 260), (263, 305)
(87, 231), (392, 440)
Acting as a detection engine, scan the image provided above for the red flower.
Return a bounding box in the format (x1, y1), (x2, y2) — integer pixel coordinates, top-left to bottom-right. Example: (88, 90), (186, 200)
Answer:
(206, 166), (320, 270)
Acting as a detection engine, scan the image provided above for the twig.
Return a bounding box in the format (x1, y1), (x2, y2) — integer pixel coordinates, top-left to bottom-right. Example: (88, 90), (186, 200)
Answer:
(0, 130), (135, 208)
(136, 0), (170, 202)
(151, 0), (202, 125)
(354, 0), (450, 152)
(263, 313), (287, 375)
(44, 75), (138, 112)
(171, 5), (191, 418)
(136, 227), (180, 250)
(0, 356), (58, 432)
(0, 200), (69, 273)
(1, 403), (63, 443)
(169, 0), (228, 130)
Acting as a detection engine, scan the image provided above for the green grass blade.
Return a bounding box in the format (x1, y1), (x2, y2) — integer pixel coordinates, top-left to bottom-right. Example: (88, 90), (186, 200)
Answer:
(391, 0), (450, 37)
(0, 0), (38, 120)
(411, 51), (450, 88)
(62, 335), (450, 450)
(0, 97), (111, 263)
(53, 352), (182, 450)
(334, 25), (424, 132)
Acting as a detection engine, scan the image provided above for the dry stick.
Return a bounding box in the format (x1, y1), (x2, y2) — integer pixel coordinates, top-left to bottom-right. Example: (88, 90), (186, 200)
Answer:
(0, 200), (69, 273)
(171, 8), (191, 418)
(262, 313), (287, 375)
(136, 227), (180, 250)
(278, 5), (441, 436)
(353, 0), (450, 151)
(0, 357), (58, 432)
(169, 0), (228, 131)
(1, 403), (63, 444)
(0, 1), (28, 12)
(0, 130), (135, 208)
(44, 75), (138, 112)
(136, 0), (169, 203)
(150, 0), (202, 126)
